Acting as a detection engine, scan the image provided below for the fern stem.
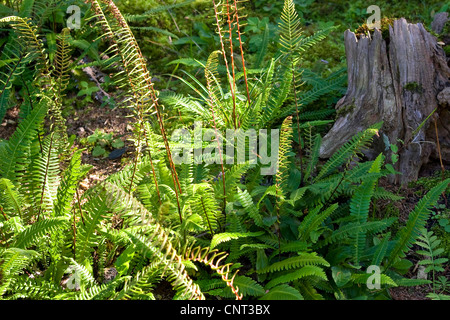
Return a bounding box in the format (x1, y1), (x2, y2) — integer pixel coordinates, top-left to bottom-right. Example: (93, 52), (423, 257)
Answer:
(0, 206), (7, 221)
(200, 197), (214, 236)
(292, 66), (304, 186)
(226, 0), (237, 129)
(37, 132), (55, 221)
(75, 188), (85, 225)
(72, 206), (77, 259)
(434, 117), (447, 207)
(232, 0), (250, 104)
(212, 0), (236, 129)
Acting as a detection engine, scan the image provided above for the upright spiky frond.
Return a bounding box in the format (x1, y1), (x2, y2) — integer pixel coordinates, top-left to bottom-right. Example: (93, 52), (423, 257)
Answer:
(275, 116), (294, 197)
(52, 28), (72, 97)
(87, 0), (180, 209)
(279, 0), (302, 59)
(349, 154), (383, 265)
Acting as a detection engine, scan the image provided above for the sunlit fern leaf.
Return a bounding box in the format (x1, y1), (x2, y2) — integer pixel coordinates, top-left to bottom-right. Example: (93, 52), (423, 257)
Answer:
(76, 188), (109, 265)
(0, 16), (52, 86)
(315, 122), (382, 181)
(0, 100), (47, 183)
(296, 26), (336, 53)
(54, 150), (90, 218)
(0, 178), (24, 219)
(234, 187), (263, 227)
(13, 216), (68, 249)
(5, 276), (66, 300)
(275, 116), (293, 200)
(31, 133), (61, 217)
(259, 284), (303, 300)
(0, 247), (39, 296)
(387, 179), (450, 269)
(190, 183), (221, 235)
(210, 231), (264, 250)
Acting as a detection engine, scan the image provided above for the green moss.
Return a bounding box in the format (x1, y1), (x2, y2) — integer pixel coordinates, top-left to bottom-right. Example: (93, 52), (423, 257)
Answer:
(403, 81), (423, 93)
(355, 17), (394, 39)
(335, 104), (355, 118)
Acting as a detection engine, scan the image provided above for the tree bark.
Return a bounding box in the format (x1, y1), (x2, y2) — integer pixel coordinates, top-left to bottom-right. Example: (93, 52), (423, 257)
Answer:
(319, 18), (450, 184)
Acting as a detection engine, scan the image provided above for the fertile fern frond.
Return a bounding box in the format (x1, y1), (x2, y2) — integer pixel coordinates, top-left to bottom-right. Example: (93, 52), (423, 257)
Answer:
(275, 116), (294, 198)
(279, 0), (302, 60)
(52, 28), (72, 97)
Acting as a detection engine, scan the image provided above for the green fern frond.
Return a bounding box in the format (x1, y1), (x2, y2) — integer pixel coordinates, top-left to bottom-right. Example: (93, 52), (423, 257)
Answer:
(259, 252), (329, 273)
(387, 179), (450, 269)
(13, 216), (68, 249)
(265, 265), (327, 289)
(0, 100), (47, 183)
(279, 0), (302, 58)
(0, 178), (24, 219)
(259, 284), (304, 300)
(210, 231), (264, 249)
(315, 122), (382, 181)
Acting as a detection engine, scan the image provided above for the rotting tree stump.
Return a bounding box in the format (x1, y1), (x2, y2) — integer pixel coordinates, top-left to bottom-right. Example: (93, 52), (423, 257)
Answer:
(319, 18), (450, 185)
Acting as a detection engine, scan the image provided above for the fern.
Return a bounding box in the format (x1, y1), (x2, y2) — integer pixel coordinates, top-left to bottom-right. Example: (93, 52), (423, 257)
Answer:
(259, 252), (330, 274)
(387, 179), (450, 269)
(416, 228), (449, 294)
(13, 216), (68, 249)
(260, 284), (304, 300)
(315, 122), (382, 181)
